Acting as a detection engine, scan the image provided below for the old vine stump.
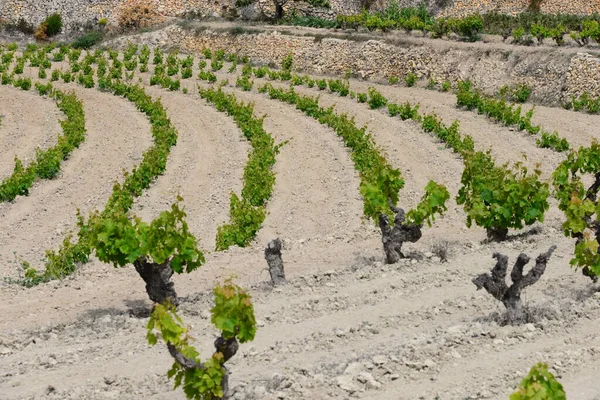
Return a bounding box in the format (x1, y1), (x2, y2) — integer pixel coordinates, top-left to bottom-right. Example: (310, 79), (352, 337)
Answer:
(133, 257), (178, 306)
(265, 238), (286, 285)
(379, 205), (422, 264)
(472, 245), (556, 325)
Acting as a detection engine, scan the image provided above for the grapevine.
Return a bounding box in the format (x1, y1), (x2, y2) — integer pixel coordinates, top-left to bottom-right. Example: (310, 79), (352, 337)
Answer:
(552, 141), (600, 281)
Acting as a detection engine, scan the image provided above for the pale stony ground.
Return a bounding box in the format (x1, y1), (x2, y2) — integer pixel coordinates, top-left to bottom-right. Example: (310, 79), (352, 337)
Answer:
(0, 50), (599, 400)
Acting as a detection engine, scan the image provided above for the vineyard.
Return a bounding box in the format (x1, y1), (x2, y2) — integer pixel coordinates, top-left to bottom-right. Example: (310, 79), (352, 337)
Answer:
(0, 35), (599, 400)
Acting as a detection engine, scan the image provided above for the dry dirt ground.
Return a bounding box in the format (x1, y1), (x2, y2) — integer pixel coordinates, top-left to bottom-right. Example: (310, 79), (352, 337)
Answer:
(0, 42), (600, 400)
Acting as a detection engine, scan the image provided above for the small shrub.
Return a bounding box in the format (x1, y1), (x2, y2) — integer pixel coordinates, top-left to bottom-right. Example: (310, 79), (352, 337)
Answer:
(98, 17), (109, 26)
(388, 75), (399, 85)
(426, 78), (437, 90)
(455, 14), (483, 41)
(512, 26), (526, 43)
(404, 72), (417, 87)
(367, 87), (387, 109)
(457, 151), (550, 241)
(281, 53), (293, 71)
(357, 92), (368, 103)
(236, 75), (253, 91)
(72, 31), (103, 49)
(512, 83), (532, 103)
(118, 0), (163, 29)
(34, 23), (48, 41)
(35, 148), (62, 179)
(44, 13), (62, 37)
(550, 24), (566, 46)
(441, 80), (452, 92)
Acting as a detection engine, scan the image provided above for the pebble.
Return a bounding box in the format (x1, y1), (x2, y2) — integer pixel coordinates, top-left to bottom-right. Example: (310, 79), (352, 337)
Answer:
(450, 350), (462, 359)
(336, 375), (361, 393)
(372, 355), (387, 365)
(357, 372), (381, 389)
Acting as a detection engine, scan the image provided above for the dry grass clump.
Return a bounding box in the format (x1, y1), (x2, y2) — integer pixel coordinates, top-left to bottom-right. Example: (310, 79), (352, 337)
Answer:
(118, 0), (164, 30)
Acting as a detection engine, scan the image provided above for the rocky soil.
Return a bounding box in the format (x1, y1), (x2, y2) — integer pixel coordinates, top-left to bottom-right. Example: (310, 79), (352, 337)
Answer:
(0, 46), (600, 400)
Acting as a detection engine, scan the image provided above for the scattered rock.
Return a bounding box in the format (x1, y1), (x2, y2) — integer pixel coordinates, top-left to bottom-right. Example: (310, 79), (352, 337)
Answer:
(357, 372), (381, 389)
(372, 355), (388, 366)
(336, 375), (361, 393)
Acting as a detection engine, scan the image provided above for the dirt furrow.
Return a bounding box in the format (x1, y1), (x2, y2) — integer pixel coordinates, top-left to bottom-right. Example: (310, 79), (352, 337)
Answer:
(0, 86), (62, 178)
(0, 84), (152, 278)
(128, 86), (249, 250)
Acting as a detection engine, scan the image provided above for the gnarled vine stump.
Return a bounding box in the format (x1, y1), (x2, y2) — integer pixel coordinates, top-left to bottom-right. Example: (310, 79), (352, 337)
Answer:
(265, 238), (286, 286)
(134, 257), (178, 306)
(486, 227), (509, 242)
(472, 245), (556, 325)
(167, 334), (239, 399)
(379, 205), (422, 264)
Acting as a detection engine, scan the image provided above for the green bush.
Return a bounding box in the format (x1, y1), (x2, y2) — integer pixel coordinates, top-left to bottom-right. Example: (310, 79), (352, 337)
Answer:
(457, 151), (550, 241)
(404, 72), (417, 87)
(367, 87), (387, 109)
(441, 80), (452, 92)
(43, 13), (62, 37)
(34, 148), (62, 179)
(72, 31), (103, 49)
(455, 14), (483, 41)
(286, 15), (337, 28)
(328, 79), (349, 96)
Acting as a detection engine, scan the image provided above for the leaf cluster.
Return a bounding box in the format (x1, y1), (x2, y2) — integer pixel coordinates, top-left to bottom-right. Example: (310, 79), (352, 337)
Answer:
(457, 151), (550, 234)
(147, 302), (225, 400)
(405, 181), (450, 226)
(552, 141), (600, 275)
(84, 197), (204, 272)
(565, 91), (600, 114)
(510, 363), (566, 400)
(147, 281), (255, 399)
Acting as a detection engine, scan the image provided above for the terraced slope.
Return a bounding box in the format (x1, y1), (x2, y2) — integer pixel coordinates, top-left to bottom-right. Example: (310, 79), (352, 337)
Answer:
(0, 45), (598, 400)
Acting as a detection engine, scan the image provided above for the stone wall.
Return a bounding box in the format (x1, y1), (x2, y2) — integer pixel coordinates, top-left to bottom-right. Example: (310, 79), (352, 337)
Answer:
(0, 0), (238, 31)
(437, 0), (600, 17)
(565, 53), (600, 100)
(104, 24), (600, 105)
(1, 0), (600, 32)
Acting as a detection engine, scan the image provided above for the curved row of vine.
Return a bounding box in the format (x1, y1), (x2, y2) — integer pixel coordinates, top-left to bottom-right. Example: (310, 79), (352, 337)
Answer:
(0, 81), (86, 202)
